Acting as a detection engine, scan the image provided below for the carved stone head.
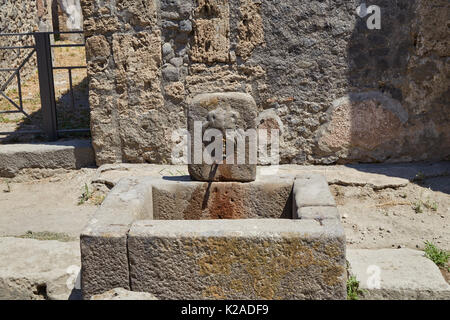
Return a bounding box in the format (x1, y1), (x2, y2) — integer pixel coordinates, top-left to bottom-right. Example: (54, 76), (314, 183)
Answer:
(187, 92), (257, 182)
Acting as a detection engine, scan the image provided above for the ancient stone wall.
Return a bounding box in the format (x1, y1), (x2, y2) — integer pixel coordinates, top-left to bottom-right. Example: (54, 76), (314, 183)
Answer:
(82, 0), (449, 165)
(0, 0), (53, 89)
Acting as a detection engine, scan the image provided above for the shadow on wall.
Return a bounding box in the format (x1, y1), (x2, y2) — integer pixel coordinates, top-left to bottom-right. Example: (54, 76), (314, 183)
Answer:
(316, 0), (449, 164)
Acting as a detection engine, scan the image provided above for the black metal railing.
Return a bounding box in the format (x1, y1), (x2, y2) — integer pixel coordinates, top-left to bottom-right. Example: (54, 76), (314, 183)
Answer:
(0, 31), (89, 140)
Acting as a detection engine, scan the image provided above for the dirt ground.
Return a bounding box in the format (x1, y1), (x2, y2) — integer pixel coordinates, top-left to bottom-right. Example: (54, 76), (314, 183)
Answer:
(0, 168), (98, 238)
(332, 176), (450, 251)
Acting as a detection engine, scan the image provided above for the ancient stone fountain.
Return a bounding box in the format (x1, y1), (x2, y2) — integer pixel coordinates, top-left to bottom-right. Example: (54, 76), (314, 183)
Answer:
(80, 93), (346, 300)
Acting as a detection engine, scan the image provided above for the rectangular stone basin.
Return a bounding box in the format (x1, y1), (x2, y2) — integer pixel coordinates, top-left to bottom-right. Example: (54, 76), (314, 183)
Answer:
(80, 172), (346, 300)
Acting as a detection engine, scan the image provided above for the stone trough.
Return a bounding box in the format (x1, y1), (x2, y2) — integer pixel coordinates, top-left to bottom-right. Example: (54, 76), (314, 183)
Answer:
(80, 172), (346, 300)
(81, 92), (346, 300)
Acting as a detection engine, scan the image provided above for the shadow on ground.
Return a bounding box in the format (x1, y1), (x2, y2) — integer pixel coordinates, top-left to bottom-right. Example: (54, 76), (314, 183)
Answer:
(345, 162), (450, 194)
(0, 77), (90, 143)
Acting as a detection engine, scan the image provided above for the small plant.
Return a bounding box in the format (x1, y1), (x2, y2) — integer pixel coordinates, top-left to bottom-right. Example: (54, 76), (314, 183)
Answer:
(424, 242), (450, 271)
(413, 199), (438, 213)
(0, 115), (10, 123)
(413, 201), (423, 213)
(91, 194), (105, 206)
(347, 275), (364, 300)
(78, 183), (92, 205)
(424, 200), (438, 212)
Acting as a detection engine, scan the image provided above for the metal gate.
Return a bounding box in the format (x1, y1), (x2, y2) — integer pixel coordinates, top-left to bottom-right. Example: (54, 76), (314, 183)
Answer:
(0, 31), (89, 141)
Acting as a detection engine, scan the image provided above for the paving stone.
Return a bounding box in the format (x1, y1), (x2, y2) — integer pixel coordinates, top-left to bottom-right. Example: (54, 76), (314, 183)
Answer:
(347, 248), (450, 300)
(92, 163), (450, 191)
(0, 237), (80, 300)
(90, 288), (158, 300)
(293, 173), (336, 208)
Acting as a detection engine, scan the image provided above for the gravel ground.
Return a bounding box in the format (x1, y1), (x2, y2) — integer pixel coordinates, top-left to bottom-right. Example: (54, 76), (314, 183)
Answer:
(332, 176), (449, 251)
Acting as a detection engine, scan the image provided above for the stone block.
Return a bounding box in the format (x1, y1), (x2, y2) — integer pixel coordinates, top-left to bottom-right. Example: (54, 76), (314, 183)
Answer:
(293, 173), (336, 208)
(80, 178), (153, 299)
(188, 92), (258, 182)
(0, 140), (95, 178)
(347, 249), (450, 300)
(191, 0), (230, 63)
(80, 227), (130, 300)
(128, 219), (347, 300)
(296, 206), (340, 220)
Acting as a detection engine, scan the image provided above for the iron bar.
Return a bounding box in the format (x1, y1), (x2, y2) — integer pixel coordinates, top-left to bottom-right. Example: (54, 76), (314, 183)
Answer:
(0, 31), (83, 37)
(17, 72), (23, 110)
(68, 68), (75, 109)
(34, 32), (58, 141)
(0, 130), (42, 135)
(52, 66), (86, 70)
(58, 128), (90, 133)
(0, 33), (35, 37)
(51, 43), (85, 48)
(0, 49), (35, 92)
(52, 31), (84, 34)
(0, 45), (34, 50)
(0, 91), (30, 117)
(0, 90), (20, 110)
(0, 110), (20, 114)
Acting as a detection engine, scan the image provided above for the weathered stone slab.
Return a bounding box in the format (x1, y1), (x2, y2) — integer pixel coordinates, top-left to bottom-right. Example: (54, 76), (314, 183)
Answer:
(0, 237), (80, 300)
(0, 140), (95, 178)
(92, 162), (450, 191)
(152, 176), (293, 220)
(293, 173), (336, 208)
(347, 248), (450, 300)
(296, 206), (340, 220)
(191, 0), (230, 63)
(80, 228), (129, 300)
(128, 219), (346, 300)
(188, 92), (258, 182)
(317, 92), (408, 157)
(91, 288), (158, 300)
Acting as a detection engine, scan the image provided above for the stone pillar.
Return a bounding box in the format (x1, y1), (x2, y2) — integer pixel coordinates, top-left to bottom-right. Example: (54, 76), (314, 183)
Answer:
(54, 0), (84, 40)
(36, 0), (54, 32)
